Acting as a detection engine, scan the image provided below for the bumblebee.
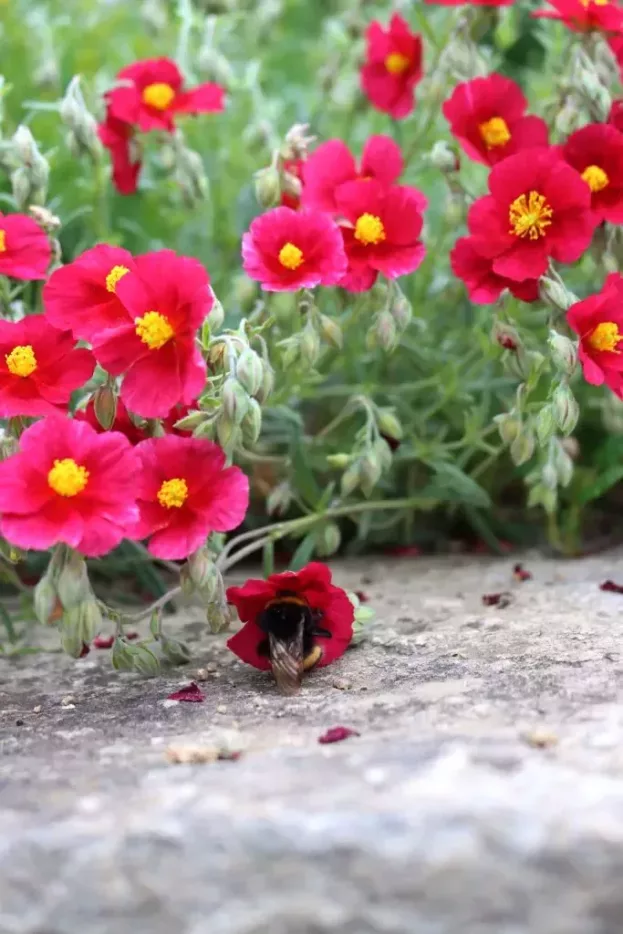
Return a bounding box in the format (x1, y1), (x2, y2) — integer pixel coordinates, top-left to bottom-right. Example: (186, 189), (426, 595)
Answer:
(256, 590), (331, 695)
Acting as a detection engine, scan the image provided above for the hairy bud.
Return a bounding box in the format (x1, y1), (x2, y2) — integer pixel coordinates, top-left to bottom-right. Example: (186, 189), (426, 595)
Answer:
(552, 382), (580, 435)
(316, 522), (341, 557)
(494, 411), (522, 445)
(539, 276), (577, 313)
(267, 480), (293, 517)
(318, 313), (343, 349)
(60, 77), (102, 162)
(548, 330), (578, 375)
(510, 426), (536, 466)
(254, 165), (281, 208)
(376, 408), (403, 442)
(57, 551), (91, 609)
(241, 397), (262, 443)
(236, 348), (264, 397)
(535, 404), (556, 446)
(93, 383), (117, 430)
(34, 575), (58, 625)
(429, 140), (460, 173)
(222, 377), (249, 424)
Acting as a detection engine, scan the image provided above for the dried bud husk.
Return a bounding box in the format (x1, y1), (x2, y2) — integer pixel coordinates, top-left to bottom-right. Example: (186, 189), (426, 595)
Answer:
(57, 551), (91, 609)
(93, 383), (117, 430)
(34, 574), (58, 625)
(283, 122), (315, 160)
(376, 408), (403, 442)
(222, 377), (249, 424)
(29, 205), (60, 232)
(552, 382), (580, 435)
(535, 404), (556, 446)
(206, 601), (231, 634)
(316, 522), (341, 557)
(318, 313), (343, 349)
(236, 348), (264, 396)
(254, 165), (281, 208)
(548, 330), (578, 375)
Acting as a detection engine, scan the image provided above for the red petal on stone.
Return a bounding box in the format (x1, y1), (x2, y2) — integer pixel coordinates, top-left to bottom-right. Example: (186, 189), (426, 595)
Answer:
(125, 631), (139, 641)
(482, 592), (512, 608)
(79, 643), (90, 658)
(600, 579), (623, 594)
(513, 563), (532, 582)
(318, 726), (360, 744)
(167, 681), (205, 702)
(355, 590), (370, 603)
(93, 635), (115, 649)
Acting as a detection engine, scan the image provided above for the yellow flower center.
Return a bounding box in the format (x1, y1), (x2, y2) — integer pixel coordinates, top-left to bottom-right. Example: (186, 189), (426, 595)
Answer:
(354, 213), (386, 246)
(157, 477), (189, 509)
(479, 116), (511, 149)
(0, 230), (6, 252)
(278, 242), (304, 270)
(579, 0), (608, 6)
(142, 82), (176, 110)
(581, 164), (609, 192)
(588, 321), (622, 353)
(47, 458), (89, 497)
(135, 311), (174, 350)
(385, 52), (410, 75)
(6, 344), (37, 378)
(105, 264), (130, 293)
(509, 190), (553, 240)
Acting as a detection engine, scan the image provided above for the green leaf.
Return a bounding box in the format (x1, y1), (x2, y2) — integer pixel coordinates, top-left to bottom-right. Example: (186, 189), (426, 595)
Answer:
(290, 438), (322, 508)
(263, 539), (275, 578)
(575, 464), (623, 507)
(289, 532), (317, 571)
(426, 461), (492, 509)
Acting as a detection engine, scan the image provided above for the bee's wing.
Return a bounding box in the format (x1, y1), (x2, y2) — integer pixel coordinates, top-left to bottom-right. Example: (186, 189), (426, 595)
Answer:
(269, 622), (304, 696)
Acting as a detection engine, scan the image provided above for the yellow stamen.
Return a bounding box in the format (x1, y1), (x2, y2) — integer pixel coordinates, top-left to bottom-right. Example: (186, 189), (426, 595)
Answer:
(479, 116), (511, 149)
(6, 345), (37, 378)
(48, 458), (89, 497)
(385, 52), (410, 75)
(582, 164), (609, 193)
(0, 230), (6, 252)
(105, 265), (130, 293)
(157, 477), (188, 509)
(579, 0), (608, 6)
(278, 242), (304, 270)
(354, 213), (386, 246)
(135, 311), (174, 350)
(588, 321), (622, 353)
(508, 190), (553, 240)
(142, 82), (175, 111)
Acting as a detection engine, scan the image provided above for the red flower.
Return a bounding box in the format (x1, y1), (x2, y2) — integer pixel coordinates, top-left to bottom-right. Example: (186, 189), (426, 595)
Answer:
(91, 250), (211, 418)
(335, 180), (426, 292)
(426, 0), (513, 4)
(0, 416), (139, 557)
(451, 237), (540, 304)
(466, 148), (596, 282)
(562, 123), (623, 223)
(43, 244), (136, 342)
(281, 158), (304, 210)
(242, 206), (347, 292)
(0, 316), (94, 418)
(567, 272), (623, 392)
(608, 98), (623, 132)
(75, 396), (147, 446)
(98, 115), (142, 195)
(227, 562), (354, 674)
(533, 0), (623, 32)
(129, 435), (249, 560)
(609, 36), (623, 80)
(302, 136), (403, 214)
(0, 213), (51, 281)
(443, 74), (549, 167)
(106, 58), (224, 133)
(361, 14), (423, 119)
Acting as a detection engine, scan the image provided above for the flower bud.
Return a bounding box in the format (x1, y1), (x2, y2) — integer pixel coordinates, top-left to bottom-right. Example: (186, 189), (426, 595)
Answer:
(11, 168), (32, 210)
(131, 644), (161, 677)
(198, 46), (235, 87)
(376, 408), (403, 442)
(429, 140), (460, 173)
(112, 637), (135, 671)
(161, 637), (192, 666)
(29, 205), (60, 232)
(539, 276), (577, 313)
(373, 437), (393, 472)
(242, 397), (262, 443)
(535, 404), (556, 446)
(57, 552), (91, 609)
(283, 122), (315, 160)
(236, 348), (264, 396)
(140, 0), (168, 33)
(341, 463), (361, 497)
(554, 443), (574, 487)
(372, 310), (398, 353)
(491, 319), (521, 352)
(390, 292), (412, 331)
(59, 77), (102, 162)
(222, 377), (249, 424)
(254, 165), (281, 208)
(318, 313), (343, 349)
(175, 145), (207, 204)
(552, 382), (580, 435)
(206, 602), (231, 634)
(60, 600), (102, 657)
(34, 574), (58, 625)
(510, 427), (535, 466)
(494, 411), (522, 445)
(326, 453), (351, 469)
(300, 320), (321, 367)
(209, 293), (225, 331)
(216, 414), (239, 450)
(187, 547), (219, 594)
(316, 522), (341, 557)
(542, 462), (558, 490)
(548, 330), (578, 375)
(359, 450), (382, 495)
(93, 384), (117, 430)
(267, 480), (293, 516)
(175, 410), (207, 432)
(527, 482), (557, 514)
(255, 361), (275, 404)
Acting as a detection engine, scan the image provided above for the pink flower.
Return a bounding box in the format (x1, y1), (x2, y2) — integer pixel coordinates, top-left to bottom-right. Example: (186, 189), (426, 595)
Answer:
(361, 14), (423, 119)
(451, 237), (540, 304)
(0, 316), (94, 417)
(302, 136), (403, 214)
(98, 115), (142, 195)
(0, 416), (139, 557)
(129, 435), (249, 560)
(0, 213), (51, 281)
(561, 123), (623, 224)
(43, 244), (136, 342)
(242, 206), (347, 291)
(335, 180), (426, 292)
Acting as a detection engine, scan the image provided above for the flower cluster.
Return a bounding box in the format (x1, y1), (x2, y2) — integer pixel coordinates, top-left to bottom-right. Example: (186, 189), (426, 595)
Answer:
(98, 58), (224, 193)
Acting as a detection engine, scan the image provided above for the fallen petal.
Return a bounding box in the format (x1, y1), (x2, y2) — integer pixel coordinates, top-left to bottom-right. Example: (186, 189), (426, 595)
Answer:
(93, 635), (115, 649)
(318, 726), (360, 745)
(167, 681), (205, 703)
(482, 591), (512, 608)
(600, 579), (623, 594)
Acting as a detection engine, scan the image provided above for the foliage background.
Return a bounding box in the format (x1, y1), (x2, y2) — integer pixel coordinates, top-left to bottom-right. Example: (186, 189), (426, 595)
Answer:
(2, 0), (623, 576)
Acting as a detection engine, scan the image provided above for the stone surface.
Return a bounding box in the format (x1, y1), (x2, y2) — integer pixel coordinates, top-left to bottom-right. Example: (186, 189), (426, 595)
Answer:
(3, 551), (623, 933)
